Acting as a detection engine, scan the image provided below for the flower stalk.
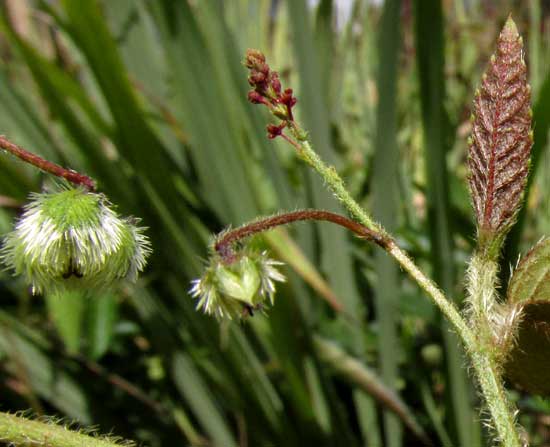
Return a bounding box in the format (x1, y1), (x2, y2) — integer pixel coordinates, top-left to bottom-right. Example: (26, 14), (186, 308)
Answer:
(0, 135), (96, 191)
(214, 209), (390, 264)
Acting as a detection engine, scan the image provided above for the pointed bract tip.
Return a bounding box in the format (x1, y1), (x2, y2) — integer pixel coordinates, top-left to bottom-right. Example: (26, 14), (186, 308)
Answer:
(502, 15), (519, 38)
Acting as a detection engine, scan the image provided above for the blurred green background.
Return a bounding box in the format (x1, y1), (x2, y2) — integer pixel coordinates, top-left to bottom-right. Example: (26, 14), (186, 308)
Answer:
(1, 1), (550, 446)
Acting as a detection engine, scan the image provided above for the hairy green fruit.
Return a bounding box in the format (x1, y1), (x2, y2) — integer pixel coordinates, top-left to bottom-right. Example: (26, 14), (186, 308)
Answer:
(1, 186), (151, 295)
(190, 249), (285, 320)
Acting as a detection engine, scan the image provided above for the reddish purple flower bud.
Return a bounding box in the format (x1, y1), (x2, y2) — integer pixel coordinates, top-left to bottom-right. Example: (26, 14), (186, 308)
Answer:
(244, 49), (266, 69)
(271, 72), (282, 95)
(267, 123), (285, 139)
(248, 91), (268, 105)
(277, 89), (297, 121)
(249, 71), (267, 85)
(280, 89), (297, 107)
(243, 49), (300, 139)
(258, 63), (270, 76)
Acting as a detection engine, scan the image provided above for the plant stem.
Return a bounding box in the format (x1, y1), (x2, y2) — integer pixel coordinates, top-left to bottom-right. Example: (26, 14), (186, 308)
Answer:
(467, 252), (500, 342)
(290, 138), (473, 338)
(0, 136), (96, 191)
(470, 351), (521, 447)
(0, 411), (131, 447)
(466, 252), (521, 447)
(290, 135), (521, 446)
(387, 241), (473, 346)
(291, 139), (381, 234)
(214, 209), (389, 263)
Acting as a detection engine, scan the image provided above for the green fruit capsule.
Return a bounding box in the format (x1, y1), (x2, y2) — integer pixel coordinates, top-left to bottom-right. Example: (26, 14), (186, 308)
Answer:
(1, 186), (151, 295)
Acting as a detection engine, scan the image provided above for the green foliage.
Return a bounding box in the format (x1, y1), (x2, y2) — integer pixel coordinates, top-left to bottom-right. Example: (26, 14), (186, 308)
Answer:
(1, 1), (550, 446)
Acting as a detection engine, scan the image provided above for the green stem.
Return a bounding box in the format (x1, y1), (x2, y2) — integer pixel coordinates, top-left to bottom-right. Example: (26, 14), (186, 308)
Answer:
(294, 140), (381, 235)
(466, 252), (521, 447)
(293, 136), (521, 446)
(387, 241), (473, 346)
(0, 411), (131, 447)
(469, 351), (521, 447)
(294, 138), (472, 341)
(467, 252), (500, 343)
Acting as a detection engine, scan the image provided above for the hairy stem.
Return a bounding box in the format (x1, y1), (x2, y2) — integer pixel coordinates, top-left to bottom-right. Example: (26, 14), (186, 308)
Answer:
(467, 252), (501, 344)
(291, 135), (520, 446)
(470, 351), (521, 447)
(215, 209), (390, 263)
(292, 139), (381, 234)
(466, 253), (521, 447)
(246, 38), (523, 445)
(0, 136), (96, 191)
(387, 241), (473, 346)
(290, 138), (473, 340)
(0, 411), (132, 447)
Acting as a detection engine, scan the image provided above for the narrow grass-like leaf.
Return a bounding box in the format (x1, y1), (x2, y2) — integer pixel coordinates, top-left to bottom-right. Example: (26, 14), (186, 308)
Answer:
(46, 290), (85, 354)
(0, 323), (91, 423)
(172, 352), (238, 447)
(265, 229), (344, 312)
(0, 21), (129, 203)
(86, 292), (118, 360)
(57, 1), (205, 269)
(286, 2), (378, 442)
(529, 1), (542, 97)
(370, 1), (403, 445)
(286, 0), (363, 323)
(314, 336), (430, 445)
(148, 1), (259, 223)
(419, 380), (453, 447)
(313, 0), (334, 108)
(413, 2), (481, 445)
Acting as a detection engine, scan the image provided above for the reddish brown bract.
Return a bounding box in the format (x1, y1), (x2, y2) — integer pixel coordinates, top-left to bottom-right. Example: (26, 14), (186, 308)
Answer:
(468, 18), (532, 242)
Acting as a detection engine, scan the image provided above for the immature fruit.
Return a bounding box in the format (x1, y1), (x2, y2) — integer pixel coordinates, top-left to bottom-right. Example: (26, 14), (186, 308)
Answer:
(190, 249), (285, 320)
(1, 186), (151, 295)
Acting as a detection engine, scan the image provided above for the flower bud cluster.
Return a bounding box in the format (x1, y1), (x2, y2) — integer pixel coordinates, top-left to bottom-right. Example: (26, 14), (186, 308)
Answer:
(244, 49), (297, 139)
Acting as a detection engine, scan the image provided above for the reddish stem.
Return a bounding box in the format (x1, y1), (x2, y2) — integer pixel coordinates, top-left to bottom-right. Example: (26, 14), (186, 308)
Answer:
(280, 132), (301, 150)
(215, 209), (390, 264)
(286, 105), (294, 122)
(0, 136), (96, 191)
